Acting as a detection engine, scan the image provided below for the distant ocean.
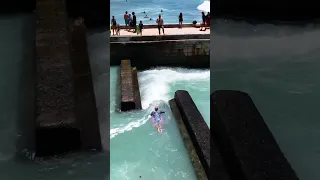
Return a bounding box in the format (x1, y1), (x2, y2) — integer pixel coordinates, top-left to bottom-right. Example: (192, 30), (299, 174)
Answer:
(110, 0), (204, 24)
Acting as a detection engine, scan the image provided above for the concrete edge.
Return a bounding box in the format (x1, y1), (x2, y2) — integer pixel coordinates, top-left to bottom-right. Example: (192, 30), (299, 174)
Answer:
(110, 34), (210, 42)
(111, 39), (210, 44)
(173, 90), (210, 177)
(211, 90), (299, 180)
(132, 67), (142, 110)
(169, 99), (208, 180)
(116, 23), (200, 29)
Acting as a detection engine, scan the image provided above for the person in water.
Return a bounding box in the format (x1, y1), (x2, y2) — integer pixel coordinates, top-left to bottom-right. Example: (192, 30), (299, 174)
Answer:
(151, 106), (165, 132)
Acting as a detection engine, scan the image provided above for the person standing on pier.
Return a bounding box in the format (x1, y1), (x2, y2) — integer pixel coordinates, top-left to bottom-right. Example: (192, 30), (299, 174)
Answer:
(128, 14), (133, 31)
(178, 12), (183, 28)
(132, 12), (137, 33)
(200, 12), (206, 31)
(124, 11), (129, 30)
(111, 16), (117, 35)
(156, 14), (165, 35)
(139, 21), (144, 36)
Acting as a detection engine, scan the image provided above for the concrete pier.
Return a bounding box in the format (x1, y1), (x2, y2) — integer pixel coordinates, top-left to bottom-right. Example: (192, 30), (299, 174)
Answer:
(211, 90), (299, 180)
(120, 60), (142, 111)
(172, 90), (210, 178)
(35, 0), (101, 156)
(169, 99), (209, 180)
(35, 0), (78, 156)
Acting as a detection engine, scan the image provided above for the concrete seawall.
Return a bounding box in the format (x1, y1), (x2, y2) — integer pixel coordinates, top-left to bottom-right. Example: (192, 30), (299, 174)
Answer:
(169, 99), (209, 180)
(120, 60), (142, 111)
(110, 34), (209, 42)
(111, 38), (209, 69)
(211, 90), (299, 180)
(170, 90), (210, 178)
(35, 0), (101, 156)
(36, 0), (78, 156)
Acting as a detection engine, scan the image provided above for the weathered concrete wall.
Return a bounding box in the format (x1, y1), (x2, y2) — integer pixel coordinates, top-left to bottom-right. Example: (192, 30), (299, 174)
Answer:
(173, 90), (210, 178)
(69, 18), (102, 150)
(35, 0), (102, 156)
(35, 0), (79, 156)
(111, 39), (209, 69)
(120, 60), (142, 111)
(169, 99), (210, 180)
(211, 90), (299, 180)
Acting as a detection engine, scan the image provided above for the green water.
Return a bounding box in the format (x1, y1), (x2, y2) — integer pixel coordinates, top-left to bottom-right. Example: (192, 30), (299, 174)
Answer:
(211, 20), (320, 180)
(110, 66), (209, 180)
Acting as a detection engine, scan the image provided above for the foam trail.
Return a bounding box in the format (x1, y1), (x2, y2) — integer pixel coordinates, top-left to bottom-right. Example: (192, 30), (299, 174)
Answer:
(110, 114), (150, 139)
(138, 68), (210, 109)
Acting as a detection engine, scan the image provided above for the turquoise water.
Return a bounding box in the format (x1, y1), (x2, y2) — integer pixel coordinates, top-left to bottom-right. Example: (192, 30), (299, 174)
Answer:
(211, 20), (320, 180)
(110, 0), (203, 24)
(0, 14), (109, 180)
(110, 66), (209, 180)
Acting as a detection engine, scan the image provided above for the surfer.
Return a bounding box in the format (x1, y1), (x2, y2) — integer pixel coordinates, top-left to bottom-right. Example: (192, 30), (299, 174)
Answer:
(151, 106), (165, 132)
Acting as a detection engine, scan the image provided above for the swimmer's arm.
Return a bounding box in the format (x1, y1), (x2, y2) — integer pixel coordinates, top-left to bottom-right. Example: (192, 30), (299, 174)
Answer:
(160, 111), (165, 114)
(150, 112), (155, 116)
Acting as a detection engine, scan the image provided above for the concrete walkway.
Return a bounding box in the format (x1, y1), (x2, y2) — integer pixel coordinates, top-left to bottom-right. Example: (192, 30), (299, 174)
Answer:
(111, 27), (210, 36)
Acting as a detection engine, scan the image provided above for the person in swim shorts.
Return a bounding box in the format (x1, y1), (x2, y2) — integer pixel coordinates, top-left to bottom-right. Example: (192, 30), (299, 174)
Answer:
(156, 14), (164, 35)
(150, 106), (165, 132)
(124, 11), (129, 30)
(111, 16), (117, 35)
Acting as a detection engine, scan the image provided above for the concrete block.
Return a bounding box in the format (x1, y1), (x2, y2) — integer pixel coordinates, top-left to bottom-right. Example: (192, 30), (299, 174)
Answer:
(211, 90), (299, 180)
(120, 60), (135, 111)
(174, 90), (210, 177)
